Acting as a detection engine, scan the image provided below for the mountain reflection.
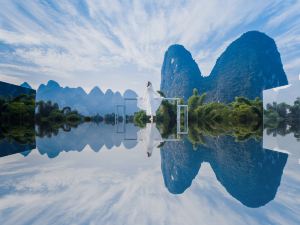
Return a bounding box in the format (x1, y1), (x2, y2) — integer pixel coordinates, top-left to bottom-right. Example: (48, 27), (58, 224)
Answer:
(0, 122), (291, 209)
(0, 125), (36, 157)
(36, 123), (139, 158)
(160, 136), (288, 208)
(0, 138), (35, 158)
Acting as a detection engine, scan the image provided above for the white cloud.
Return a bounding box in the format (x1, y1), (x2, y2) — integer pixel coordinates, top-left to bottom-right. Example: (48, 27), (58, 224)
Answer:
(0, 73), (23, 85)
(0, 0), (299, 94)
(266, 1), (300, 28)
(0, 146), (299, 225)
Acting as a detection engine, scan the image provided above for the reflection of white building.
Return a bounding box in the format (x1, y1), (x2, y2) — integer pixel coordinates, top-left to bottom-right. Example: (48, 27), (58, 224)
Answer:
(263, 130), (300, 161)
(263, 78), (300, 164)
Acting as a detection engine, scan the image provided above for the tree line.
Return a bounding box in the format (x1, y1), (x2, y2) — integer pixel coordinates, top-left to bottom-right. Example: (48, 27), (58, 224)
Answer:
(264, 98), (300, 140)
(134, 88), (263, 142)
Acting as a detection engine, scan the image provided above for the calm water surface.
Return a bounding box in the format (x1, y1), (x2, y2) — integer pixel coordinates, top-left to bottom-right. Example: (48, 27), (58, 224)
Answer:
(0, 122), (299, 225)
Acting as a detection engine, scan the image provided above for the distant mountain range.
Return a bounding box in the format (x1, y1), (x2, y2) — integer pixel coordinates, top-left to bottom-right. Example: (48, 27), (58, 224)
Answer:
(33, 80), (138, 116)
(161, 31), (288, 102)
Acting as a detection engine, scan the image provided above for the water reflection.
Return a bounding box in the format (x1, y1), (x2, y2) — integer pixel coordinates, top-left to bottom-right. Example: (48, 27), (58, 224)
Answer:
(137, 123), (164, 157)
(0, 121), (298, 211)
(35, 123), (139, 158)
(0, 138), (35, 158)
(161, 136), (288, 208)
(0, 125), (36, 157)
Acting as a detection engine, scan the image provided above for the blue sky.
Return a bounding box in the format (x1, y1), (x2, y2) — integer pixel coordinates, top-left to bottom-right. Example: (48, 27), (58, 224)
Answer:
(0, 0), (299, 95)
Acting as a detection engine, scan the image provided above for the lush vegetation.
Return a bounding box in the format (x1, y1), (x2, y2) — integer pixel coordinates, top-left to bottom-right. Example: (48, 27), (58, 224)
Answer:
(189, 89), (262, 124)
(0, 94), (35, 125)
(264, 98), (300, 140)
(133, 97), (181, 137)
(0, 94), (36, 145)
(0, 124), (35, 145)
(34, 100), (87, 137)
(187, 89), (262, 144)
(133, 89), (263, 142)
(133, 110), (149, 127)
(157, 98), (187, 138)
(35, 101), (84, 123)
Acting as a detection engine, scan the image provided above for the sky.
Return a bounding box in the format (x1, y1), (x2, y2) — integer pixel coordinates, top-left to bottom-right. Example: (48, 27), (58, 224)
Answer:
(0, 0), (299, 95)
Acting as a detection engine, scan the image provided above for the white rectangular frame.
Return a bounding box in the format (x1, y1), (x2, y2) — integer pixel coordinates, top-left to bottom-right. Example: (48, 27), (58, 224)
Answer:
(177, 104), (189, 134)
